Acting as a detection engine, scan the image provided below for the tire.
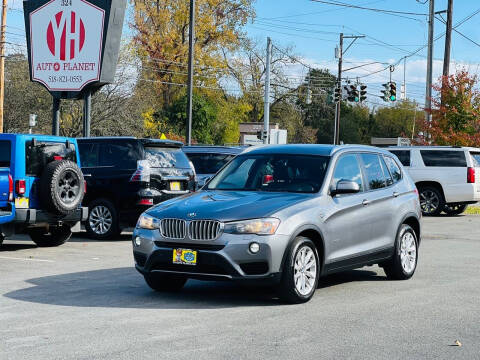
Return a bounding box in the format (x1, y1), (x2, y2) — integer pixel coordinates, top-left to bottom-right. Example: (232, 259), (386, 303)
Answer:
(85, 198), (121, 240)
(443, 203), (468, 216)
(277, 237), (320, 304)
(144, 273), (188, 292)
(28, 225), (72, 247)
(382, 224), (418, 280)
(40, 160), (84, 215)
(418, 186), (445, 216)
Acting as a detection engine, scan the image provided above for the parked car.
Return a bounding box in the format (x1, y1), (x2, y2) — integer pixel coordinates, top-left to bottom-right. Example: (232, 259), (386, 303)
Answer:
(132, 144), (421, 303)
(0, 134), (87, 247)
(389, 146), (480, 216)
(77, 137), (195, 239)
(183, 145), (245, 187)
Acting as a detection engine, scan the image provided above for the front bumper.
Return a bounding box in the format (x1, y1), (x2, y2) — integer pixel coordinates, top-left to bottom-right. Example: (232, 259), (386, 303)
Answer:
(132, 228), (289, 283)
(15, 207), (88, 225)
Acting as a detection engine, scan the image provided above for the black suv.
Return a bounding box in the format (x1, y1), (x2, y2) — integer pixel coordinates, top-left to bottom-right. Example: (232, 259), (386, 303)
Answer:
(77, 137), (195, 239)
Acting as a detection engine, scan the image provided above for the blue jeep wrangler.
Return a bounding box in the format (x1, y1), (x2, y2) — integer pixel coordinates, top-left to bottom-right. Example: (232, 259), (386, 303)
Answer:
(0, 134), (87, 247)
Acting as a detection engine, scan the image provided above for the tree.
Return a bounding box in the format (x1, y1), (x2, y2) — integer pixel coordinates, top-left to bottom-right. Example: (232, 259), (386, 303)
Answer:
(131, 0), (255, 105)
(419, 70), (480, 146)
(373, 100), (420, 140)
(4, 54), (52, 134)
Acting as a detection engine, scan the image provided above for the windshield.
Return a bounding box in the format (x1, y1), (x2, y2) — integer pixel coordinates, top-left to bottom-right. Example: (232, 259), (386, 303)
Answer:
(207, 154), (330, 193)
(186, 153), (235, 174)
(144, 147), (191, 168)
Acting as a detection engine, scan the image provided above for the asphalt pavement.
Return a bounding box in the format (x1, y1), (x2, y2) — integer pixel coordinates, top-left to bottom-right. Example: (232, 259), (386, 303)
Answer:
(1, 216), (479, 360)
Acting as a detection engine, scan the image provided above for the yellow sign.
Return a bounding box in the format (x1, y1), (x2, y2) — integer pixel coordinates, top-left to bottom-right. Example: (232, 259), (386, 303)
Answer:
(160, 133), (167, 140)
(15, 197), (29, 209)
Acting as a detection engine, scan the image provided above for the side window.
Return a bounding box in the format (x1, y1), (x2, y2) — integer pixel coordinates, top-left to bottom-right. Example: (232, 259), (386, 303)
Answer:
(379, 156), (393, 186)
(78, 143), (99, 167)
(420, 150), (467, 167)
(332, 154), (364, 192)
(360, 153), (387, 190)
(384, 156), (402, 183)
(100, 143), (137, 168)
(389, 150), (410, 167)
(0, 140), (11, 167)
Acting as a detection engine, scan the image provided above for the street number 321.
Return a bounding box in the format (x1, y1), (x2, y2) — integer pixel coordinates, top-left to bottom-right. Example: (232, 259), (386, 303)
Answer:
(61, 0), (72, 6)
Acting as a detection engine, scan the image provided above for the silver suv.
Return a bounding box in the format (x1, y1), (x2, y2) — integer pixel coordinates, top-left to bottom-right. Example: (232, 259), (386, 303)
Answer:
(132, 145), (421, 303)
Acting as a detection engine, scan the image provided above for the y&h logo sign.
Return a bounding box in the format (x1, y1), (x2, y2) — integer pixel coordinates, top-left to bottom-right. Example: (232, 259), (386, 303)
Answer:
(30, 0), (105, 92)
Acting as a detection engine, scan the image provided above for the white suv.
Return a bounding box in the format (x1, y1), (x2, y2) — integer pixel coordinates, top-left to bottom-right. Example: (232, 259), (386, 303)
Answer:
(389, 146), (480, 216)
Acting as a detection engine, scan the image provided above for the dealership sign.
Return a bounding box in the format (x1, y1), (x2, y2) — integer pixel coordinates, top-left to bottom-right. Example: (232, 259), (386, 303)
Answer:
(24, 0), (126, 98)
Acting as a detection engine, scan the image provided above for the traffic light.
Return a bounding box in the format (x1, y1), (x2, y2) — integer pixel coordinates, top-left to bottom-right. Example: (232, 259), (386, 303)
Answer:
(334, 87), (341, 103)
(381, 83), (390, 102)
(347, 85), (359, 102)
(359, 84), (367, 102)
(389, 82), (397, 101)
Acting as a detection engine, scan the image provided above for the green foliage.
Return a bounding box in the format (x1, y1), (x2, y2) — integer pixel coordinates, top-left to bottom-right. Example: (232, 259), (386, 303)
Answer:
(372, 100), (419, 139)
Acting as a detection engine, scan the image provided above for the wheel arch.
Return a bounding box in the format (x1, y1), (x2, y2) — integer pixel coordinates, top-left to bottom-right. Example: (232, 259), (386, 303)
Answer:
(399, 213), (421, 246)
(415, 181), (445, 201)
(279, 225), (326, 273)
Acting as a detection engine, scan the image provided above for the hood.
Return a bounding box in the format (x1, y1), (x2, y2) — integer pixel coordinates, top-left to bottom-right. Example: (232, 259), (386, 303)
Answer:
(147, 190), (312, 222)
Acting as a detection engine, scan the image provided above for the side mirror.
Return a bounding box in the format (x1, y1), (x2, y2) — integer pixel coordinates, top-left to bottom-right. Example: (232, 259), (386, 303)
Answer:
(331, 180), (360, 196)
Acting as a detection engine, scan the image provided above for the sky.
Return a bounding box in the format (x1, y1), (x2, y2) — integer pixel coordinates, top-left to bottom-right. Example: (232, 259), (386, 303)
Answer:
(4, 0), (480, 108)
(246, 0), (480, 107)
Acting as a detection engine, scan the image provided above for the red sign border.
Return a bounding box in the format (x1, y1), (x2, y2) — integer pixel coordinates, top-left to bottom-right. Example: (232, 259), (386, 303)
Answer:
(29, 0), (105, 92)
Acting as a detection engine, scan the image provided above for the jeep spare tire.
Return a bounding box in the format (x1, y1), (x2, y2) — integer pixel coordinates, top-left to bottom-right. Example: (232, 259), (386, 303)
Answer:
(40, 160), (84, 215)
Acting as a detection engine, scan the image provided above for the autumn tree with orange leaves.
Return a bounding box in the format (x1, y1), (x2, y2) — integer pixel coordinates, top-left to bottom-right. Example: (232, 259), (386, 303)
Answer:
(418, 70), (480, 146)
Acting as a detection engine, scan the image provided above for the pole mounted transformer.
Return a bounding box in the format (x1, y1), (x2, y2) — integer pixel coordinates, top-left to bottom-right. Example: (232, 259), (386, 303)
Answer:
(23, 0), (127, 136)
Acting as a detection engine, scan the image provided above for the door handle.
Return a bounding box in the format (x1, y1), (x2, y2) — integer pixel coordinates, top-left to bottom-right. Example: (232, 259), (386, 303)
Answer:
(362, 199), (370, 206)
(393, 192), (399, 198)
(83, 174), (92, 177)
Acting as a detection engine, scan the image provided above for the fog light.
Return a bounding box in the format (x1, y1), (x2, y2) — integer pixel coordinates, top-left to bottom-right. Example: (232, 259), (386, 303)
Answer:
(135, 237), (141, 246)
(249, 242), (260, 254)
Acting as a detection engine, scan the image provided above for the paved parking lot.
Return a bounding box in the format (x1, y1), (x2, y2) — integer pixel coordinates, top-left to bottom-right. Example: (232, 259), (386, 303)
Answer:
(1, 216), (480, 360)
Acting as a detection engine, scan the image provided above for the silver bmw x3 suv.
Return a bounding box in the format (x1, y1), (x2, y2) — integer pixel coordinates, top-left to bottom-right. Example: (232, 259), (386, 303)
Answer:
(132, 145), (421, 303)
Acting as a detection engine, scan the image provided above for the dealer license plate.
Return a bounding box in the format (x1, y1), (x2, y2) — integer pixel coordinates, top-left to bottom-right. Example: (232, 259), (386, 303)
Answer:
(172, 248), (197, 265)
(170, 181), (181, 191)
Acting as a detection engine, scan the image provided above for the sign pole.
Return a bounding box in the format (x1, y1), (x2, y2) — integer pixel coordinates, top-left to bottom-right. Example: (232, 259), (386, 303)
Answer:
(186, 0), (195, 146)
(83, 90), (91, 137)
(52, 97), (60, 136)
(0, 0), (7, 133)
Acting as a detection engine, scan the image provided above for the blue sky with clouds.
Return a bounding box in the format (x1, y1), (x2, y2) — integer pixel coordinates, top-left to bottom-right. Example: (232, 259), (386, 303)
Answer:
(5, 0), (480, 106)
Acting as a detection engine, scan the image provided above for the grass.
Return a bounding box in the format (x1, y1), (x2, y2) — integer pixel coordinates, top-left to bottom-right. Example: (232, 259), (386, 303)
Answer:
(464, 206), (480, 215)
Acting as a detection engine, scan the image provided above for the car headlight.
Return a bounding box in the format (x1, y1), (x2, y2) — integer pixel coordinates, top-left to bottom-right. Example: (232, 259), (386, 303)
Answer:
(224, 218), (280, 235)
(137, 214), (159, 230)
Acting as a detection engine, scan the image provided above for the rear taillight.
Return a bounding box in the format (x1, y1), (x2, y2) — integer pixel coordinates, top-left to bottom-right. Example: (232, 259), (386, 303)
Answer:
(54, 156), (63, 161)
(467, 167), (475, 183)
(130, 160), (150, 183)
(138, 198), (153, 205)
(15, 179), (26, 195)
(8, 174), (13, 202)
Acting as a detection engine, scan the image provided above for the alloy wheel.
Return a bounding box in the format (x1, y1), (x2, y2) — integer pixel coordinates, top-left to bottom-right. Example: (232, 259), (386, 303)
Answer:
(420, 190), (439, 214)
(400, 231), (417, 274)
(293, 246), (317, 296)
(89, 205), (113, 235)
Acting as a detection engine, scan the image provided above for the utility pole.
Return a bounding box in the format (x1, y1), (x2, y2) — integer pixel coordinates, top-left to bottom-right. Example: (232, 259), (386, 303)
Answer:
(425, 0), (435, 120)
(442, 0), (453, 96)
(0, 0), (7, 133)
(403, 56), (407, 101)
(185, 0), (195, 146)
(52, 97), (60, 136)
(263, 37), (272, 145)
(334, 33), (364, 145)
(334, 33), (343, 145)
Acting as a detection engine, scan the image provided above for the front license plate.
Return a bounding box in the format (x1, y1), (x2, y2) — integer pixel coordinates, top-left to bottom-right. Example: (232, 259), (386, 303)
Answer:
(170, 181), (181, 191)
(172, 249), (197, 265)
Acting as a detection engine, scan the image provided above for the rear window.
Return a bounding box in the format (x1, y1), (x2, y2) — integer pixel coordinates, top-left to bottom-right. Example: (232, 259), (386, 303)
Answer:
(144, 147), (191, 169)
(389, 150), (410, 167)
(420, 150), (466, 167)
(78, 143), (100, 167)
(470, 152), (480, 167)
(0, 140), (11, 167)
(186, 153), (235, 174)
(26, 141), (77, 176)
